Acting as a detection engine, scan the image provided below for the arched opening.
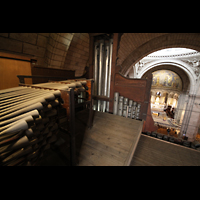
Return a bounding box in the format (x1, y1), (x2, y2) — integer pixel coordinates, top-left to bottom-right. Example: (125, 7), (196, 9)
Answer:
(127, 47), (200, 141)
(148, 69), (183, 135)
(118, 33), (200, 76)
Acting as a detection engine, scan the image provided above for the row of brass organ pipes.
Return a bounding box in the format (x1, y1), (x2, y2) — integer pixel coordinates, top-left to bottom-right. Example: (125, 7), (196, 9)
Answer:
(93, 39), (113, 112)
(0, 79), (87, 166)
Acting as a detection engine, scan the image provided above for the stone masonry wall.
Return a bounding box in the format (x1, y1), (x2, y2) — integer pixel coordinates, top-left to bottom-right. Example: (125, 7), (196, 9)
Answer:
(63, 33), (89, 76)
(0, 33), (48, 66)
(0, 33), (89, 76)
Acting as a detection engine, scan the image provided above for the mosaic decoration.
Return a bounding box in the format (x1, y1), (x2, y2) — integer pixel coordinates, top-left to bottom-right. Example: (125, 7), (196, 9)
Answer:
(152, 70), (182, 91)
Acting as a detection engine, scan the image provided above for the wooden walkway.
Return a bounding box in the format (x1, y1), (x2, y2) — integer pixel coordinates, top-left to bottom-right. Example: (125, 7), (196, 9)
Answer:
(78, 111), (143, 166)
(130, 134), (200, 166)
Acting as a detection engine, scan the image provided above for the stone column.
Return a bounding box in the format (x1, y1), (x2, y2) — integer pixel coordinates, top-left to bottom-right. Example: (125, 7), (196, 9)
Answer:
(167, 92), (174, 106)
(181, 92), (200, 142)
(180, 81), (200, 141)
(174, 92), (187, 125)
(160, 92), (167, 105)
(151, 91), (156, 104)
(172, 94), (179, 108)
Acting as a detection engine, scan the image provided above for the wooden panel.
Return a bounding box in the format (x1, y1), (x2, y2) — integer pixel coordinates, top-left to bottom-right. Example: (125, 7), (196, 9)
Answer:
(114, 73), (150, 121)
(0, 57), (32, 90)
(142, 99), (157, 132)
(0, 51), (32, 61)
(31, 66), (75, 83)
(131, 135), (200, 166)
(85, 79), (92, 101)
(78, 111), (143, 166)
(114, 73), (147, 102)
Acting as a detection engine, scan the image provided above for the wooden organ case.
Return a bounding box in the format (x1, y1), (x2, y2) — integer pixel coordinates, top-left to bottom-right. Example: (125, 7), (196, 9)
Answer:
(88, 33), (157, 134)
(113, 68), (157, 133)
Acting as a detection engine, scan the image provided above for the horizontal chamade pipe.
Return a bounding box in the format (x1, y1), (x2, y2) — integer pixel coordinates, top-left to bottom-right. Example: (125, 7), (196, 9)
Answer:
(0, 130), (24, 145)
(0, 97), (47, 116)
(0, 118), (34, 136)
(0, 109), (39, 126)
(0, 88), (38, 100)
(0, 102), (43, 121)
(0, 92), (59, 113)
(1, 146), (33, 166)
(0, 135), (30, 154)
(0, 86), (27, 94)
(25, 128), (40, 138)
(0, 116), (34, 132)
(0, 89), (50, 105)
(0, 87), (30, 97)
(0, 93), (56, 110)
(0, 78), (89, 165)
(0, 88), (60, 105)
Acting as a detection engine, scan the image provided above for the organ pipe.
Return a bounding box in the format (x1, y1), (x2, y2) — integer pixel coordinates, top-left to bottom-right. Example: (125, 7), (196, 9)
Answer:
(106, 39), (113, 112)
(102, 43), (110, 112)
(0, 78), (91, 166)
(114, 92), (142, 120)
(93, 42), (99, 111)
(93, 38), (113, 113)
(97, 40), (104, 111)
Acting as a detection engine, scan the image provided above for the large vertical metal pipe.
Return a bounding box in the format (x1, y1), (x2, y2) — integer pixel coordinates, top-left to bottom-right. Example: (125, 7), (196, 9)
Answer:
(93, 42), (99, 111)
(106, 39), (113, 112)
(102, 43), (110, 112)
(97, 40), (104, 111)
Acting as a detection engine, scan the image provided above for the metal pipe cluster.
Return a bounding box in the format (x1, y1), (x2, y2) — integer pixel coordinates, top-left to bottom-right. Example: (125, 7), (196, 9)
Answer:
(113, 92), (141, 120)
(0, 79), (89, 166)
(93, 39), (113, 112)
(34, 80), (88, 104)
(0, 85), (68, 166)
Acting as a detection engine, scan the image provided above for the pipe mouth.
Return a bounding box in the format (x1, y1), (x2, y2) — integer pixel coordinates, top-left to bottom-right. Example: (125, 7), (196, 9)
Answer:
(25, 118), (35, 127)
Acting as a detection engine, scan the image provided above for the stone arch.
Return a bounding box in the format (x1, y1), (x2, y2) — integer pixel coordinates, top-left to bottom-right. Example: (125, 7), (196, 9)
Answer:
(137, 60), (195, 93)
(119, 33), (200, 76)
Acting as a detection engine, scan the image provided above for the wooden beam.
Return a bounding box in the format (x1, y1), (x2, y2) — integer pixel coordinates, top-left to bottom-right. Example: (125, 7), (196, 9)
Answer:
(92, 95), (113, 102)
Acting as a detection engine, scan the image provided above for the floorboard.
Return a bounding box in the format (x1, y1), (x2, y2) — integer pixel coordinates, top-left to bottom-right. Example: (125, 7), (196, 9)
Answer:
(78, 111), (143, 166)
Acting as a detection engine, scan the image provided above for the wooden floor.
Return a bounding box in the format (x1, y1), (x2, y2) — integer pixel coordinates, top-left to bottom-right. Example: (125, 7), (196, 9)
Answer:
(78, 111), (143, 166)
(35, 109), (200, 166)
(130, 134), (200, 166)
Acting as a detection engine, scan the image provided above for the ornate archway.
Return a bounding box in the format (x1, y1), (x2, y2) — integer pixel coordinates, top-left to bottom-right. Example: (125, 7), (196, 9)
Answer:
(118, 33), (200, 76)
(135, 59), (196, 93)
(125, 47), (200, 141)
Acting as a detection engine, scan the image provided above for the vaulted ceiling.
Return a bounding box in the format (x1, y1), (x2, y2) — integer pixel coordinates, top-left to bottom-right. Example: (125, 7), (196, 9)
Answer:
(117, 33), (200, 76)
(1, 33), (200, 77)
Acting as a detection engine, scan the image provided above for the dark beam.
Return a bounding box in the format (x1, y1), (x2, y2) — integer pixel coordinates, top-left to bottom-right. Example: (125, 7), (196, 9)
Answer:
(92, 95), (113, 102)
(88, 33), (107, 37)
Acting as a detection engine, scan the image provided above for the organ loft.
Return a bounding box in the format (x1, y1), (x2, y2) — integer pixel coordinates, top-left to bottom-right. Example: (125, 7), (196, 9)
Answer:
(1, 33), (200, 166)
